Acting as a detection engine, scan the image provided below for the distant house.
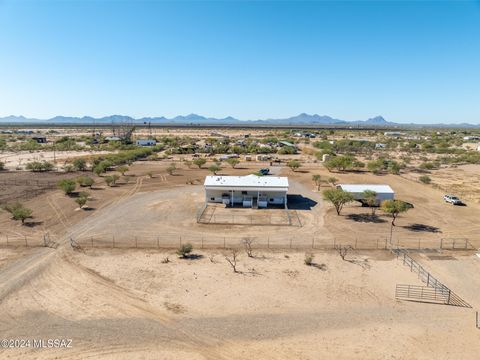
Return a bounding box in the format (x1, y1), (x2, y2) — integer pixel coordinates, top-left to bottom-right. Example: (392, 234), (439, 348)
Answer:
(278, 141), (296, 148)
(337, 184), (395, 205)
(136, 139), (157, 146)
(463, 136), (480, 141)
(31, 136), (47, 143)
(384, 131), (404, 137)
(105, 136), (122, 142)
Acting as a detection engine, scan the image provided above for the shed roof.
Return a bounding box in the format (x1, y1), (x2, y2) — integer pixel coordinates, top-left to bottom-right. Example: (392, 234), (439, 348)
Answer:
(204, 175), (288, 189)
(338, 184), (394, 194)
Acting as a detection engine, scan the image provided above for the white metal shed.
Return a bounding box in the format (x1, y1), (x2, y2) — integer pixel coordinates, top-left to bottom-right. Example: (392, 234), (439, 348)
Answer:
(337, 184), (395, 204)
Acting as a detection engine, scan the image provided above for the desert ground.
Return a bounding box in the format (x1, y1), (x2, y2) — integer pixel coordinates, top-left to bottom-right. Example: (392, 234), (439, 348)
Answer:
(1, 130), (480, 359)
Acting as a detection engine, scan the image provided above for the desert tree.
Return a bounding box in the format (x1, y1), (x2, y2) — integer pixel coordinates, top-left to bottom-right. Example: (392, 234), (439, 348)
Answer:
(104, 174), (120, 187)
(312, 174), (322, 191)
(322, 188), (354, 215)
(242, 237), (254, 258)
(2, 202), (33, 225)
(287, 159), (301, 172)
(166, 163), (177, 175)
(183, 159), (193, 169)
(208, 164), (221, 175)
(57, 179), (77, 195)
(363, 190), (378, 216)
(76, 175), (94, 188)
(193, 158), (207, 169)
(225, 249), (239, 273)
(327, 177), (338, 187)
(116, 165), (129, 176)
(225, 157), (240, 169)
(334, 244), (353, 261)
(73, 158), (87, 171)
(381, 199), (411, 243)
(75, 192), (89, 209)
(380, 200), (410, 227)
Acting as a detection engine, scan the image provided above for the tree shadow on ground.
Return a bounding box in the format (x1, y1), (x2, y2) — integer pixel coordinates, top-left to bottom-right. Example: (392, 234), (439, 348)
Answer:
(346, 214), (387, 223)
(402, 223), (442, 233)
(24, 221), (43, 228)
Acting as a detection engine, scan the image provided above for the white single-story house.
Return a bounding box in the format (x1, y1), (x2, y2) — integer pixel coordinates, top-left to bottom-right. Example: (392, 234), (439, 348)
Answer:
(337, 184), (395, 205)
(136, 139), (157, 146)
(204, 174), (289, 208)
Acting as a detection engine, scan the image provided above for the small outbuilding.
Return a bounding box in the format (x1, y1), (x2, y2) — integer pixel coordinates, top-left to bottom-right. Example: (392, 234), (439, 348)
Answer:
(136, 139), (157, 146)
(204, 174), (289, 208)
(337, 184), (395, 205)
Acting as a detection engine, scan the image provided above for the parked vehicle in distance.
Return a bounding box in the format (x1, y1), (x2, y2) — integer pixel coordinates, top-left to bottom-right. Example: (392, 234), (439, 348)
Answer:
(259, 168), (270, 175)
(443, 194), (462, 205)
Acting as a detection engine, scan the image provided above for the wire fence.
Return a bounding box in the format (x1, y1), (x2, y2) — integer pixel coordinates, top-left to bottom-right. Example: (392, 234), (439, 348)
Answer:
(0, 232), (476, 251)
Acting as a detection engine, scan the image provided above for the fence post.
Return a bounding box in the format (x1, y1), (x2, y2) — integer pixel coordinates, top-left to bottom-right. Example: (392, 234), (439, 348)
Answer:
(440, 238), (443, 249)
(355, 238), (357, 249)
(113, 235), (115, 248)
(157, 236), (159, 248)
(91, 237), (93, 248)
(267, 237), (270, 249)
(453, 239), (456, 249)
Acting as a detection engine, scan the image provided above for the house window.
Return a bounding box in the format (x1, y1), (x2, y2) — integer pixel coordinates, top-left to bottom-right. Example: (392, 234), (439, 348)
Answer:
(242, 191), (247, 195)
(270, 198), (274, 202)
(210, 197), (215, 201)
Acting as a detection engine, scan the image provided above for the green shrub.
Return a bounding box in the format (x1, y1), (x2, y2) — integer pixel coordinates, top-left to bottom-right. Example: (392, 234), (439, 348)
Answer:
(77, 175), (94, 188)
(176, 243), (193, 258)
(419, 175), (431, 184)
(26, 161), (54, 172)
(58, 179), (77, 195)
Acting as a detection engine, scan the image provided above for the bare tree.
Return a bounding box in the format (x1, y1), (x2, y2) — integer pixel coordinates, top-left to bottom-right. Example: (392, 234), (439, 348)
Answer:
(242, 237), (254, 258)
(334, 244), (353, 261)
(225, 249), (239, 273)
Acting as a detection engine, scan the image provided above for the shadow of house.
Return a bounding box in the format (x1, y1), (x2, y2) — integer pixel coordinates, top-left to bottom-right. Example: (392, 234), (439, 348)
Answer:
(286, 195), (318, 210)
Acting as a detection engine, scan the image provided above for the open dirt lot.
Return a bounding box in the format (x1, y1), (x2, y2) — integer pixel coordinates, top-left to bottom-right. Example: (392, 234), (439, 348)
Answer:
(1, 247), (479, 360)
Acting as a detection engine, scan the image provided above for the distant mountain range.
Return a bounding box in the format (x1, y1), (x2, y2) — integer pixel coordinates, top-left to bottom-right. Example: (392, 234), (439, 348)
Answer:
(0, 113), (478, 128)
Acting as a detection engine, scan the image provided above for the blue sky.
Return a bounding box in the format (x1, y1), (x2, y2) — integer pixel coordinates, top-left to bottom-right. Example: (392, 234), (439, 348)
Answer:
(0, 1), (479, 124)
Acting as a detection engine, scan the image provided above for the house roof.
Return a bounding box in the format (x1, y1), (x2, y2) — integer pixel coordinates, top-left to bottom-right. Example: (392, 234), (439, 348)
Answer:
(337, 184), (394, 194)
(204, 175), (288, 190)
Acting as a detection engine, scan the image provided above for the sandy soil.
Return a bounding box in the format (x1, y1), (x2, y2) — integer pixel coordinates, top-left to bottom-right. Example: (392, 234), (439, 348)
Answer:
(0, 247), (478, 359)
(0, 150), (114, 170)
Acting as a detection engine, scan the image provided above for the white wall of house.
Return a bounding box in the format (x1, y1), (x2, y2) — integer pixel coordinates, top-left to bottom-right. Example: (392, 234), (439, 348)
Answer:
(205, 189), (287, 206)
